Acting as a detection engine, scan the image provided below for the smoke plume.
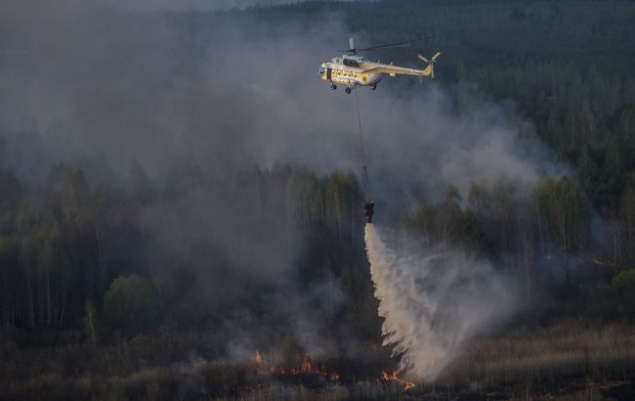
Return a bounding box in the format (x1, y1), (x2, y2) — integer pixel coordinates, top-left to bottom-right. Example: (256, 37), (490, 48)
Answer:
(365, 224), (517, 381)
(1, 1), (560, 362)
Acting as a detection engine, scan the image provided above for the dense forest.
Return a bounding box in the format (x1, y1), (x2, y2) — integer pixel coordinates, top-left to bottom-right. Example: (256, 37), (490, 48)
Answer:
(2, 0), (635, 400)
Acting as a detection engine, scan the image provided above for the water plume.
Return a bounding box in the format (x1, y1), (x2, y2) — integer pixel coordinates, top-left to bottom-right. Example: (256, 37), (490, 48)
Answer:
(365, 223), (516, 381)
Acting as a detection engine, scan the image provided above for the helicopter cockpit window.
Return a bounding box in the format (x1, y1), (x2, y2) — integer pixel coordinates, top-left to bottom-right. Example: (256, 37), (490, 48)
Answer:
(342, 59), (359, 67)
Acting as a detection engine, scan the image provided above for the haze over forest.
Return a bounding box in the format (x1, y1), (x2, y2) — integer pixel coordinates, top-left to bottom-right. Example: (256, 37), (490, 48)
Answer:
(2, 0), (635, 400)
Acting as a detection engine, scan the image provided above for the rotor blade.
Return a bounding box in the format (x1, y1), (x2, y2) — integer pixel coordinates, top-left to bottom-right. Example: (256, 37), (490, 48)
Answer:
(417, 54), (429, 63)
(355, 35), (435, 52)
(432, 51), (442, 61)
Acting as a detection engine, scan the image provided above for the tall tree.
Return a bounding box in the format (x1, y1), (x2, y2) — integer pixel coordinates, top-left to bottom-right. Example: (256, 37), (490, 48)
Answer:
(532, 176), (590, 283)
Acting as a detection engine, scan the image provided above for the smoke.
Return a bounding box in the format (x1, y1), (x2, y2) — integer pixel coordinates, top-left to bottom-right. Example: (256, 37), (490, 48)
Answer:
(365, 224), (517, 380)
(104, 0), (358, 12)
(1, 0), (561, 362)
(0, 2), (557, 198)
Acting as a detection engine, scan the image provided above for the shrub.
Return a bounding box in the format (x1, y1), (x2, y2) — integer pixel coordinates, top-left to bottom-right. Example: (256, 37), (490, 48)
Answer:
(611, 269), (635, 320)
(103, 274), (161, 333)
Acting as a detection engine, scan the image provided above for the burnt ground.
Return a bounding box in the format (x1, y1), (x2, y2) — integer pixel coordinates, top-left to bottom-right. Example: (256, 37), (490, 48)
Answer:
(396, 379), (635, 401)
(603, 381), (635, 401)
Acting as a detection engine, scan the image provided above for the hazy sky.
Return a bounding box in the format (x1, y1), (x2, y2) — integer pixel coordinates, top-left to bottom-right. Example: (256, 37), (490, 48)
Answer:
(0, 0), (560, 205)
(104, 0), (357, 11)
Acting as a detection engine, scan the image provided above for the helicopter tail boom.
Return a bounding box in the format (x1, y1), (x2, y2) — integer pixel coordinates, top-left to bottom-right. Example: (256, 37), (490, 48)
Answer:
(357, 51), (440, 79)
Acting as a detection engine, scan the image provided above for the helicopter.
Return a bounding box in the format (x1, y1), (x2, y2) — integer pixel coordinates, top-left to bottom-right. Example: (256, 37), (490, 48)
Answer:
(318, 37), (441, 94)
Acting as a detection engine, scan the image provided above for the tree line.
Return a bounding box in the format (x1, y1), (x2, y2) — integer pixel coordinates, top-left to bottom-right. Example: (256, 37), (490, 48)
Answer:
(2, 0), (635, 350)
(2, 158), (633, 337)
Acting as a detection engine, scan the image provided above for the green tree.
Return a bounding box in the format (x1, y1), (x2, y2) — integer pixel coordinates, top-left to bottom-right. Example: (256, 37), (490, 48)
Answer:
(0, 172), (23, 226)
(620, 174), (635, 263)
(611, 269), (635, 320)
(103, 274), (161, 333)
(532, 176), (590, 282)
(412, 186), (484, 254)
(47, 163), (89, 220)
(322, 172), (362, 241)
(84, 300), (98, 348)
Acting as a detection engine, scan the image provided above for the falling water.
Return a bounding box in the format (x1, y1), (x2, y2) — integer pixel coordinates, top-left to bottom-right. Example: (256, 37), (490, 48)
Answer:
(365, 224), (516, 381)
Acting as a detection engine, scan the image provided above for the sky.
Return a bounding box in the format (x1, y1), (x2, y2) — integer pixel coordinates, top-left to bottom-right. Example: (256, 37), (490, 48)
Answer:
(100, 0), (357, 12)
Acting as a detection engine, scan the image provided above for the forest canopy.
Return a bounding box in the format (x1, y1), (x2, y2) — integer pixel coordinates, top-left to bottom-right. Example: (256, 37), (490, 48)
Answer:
(1, 1), (635, 398)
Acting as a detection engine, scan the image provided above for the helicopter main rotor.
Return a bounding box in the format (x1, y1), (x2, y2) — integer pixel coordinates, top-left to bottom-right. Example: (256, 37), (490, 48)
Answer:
(341, 35), (435, 55)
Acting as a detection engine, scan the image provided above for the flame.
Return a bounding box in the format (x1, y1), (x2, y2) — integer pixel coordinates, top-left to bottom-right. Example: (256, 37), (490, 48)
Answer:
(255, 350), (263, 375)
(381, 370), (415, 390)
(253, 350), (339, 381)
(301, 354), (312, 373)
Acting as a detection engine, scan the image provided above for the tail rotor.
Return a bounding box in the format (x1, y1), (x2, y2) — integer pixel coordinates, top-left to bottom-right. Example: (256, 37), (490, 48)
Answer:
(417, 51), (441, 79)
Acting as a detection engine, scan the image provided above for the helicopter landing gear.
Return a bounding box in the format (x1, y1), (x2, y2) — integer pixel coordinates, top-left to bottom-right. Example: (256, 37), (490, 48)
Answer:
(370, 84), (377, 91)
(330, 84), (337, 91)
(345, 87), (352, 94)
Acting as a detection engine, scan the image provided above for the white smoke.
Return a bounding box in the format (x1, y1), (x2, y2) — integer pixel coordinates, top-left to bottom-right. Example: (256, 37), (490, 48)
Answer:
(365, 224), (517, 381)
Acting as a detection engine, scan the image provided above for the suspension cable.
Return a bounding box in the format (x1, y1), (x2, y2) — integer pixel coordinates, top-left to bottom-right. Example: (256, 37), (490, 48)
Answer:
(354, 90), (373, 199)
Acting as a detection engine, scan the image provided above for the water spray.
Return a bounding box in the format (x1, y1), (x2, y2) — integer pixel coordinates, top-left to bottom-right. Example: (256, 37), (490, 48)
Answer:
(364, 224), (517, 381)
(351, 76), (514, 382)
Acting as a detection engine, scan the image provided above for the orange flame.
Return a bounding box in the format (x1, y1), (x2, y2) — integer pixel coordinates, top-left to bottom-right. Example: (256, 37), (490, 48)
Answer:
(301, 354), (312, 373)
(255, 350), (263, 375)
(381, 370), (415, 390)
(253, 349), (340, 381)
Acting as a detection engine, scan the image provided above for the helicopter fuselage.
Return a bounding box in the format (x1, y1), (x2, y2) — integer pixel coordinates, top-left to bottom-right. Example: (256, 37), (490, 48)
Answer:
(318, 53), (433, 92)
(319, 57), (384, 88)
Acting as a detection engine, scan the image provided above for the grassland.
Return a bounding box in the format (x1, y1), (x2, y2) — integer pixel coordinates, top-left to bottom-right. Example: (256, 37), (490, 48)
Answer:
(2, 320), (635, 400)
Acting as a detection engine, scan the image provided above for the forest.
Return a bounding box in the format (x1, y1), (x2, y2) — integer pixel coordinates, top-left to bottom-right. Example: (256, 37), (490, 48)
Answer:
(2, 0), (635, 400)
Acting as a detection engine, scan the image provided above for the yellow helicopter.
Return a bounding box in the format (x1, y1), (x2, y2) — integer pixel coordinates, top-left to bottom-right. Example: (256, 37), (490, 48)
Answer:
(318, 37), (441, 94)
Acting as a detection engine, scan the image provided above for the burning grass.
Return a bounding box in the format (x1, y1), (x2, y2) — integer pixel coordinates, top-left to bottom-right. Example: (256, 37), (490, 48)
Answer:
(381, 370), (415, 390)
(3, 321), (635, 400)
